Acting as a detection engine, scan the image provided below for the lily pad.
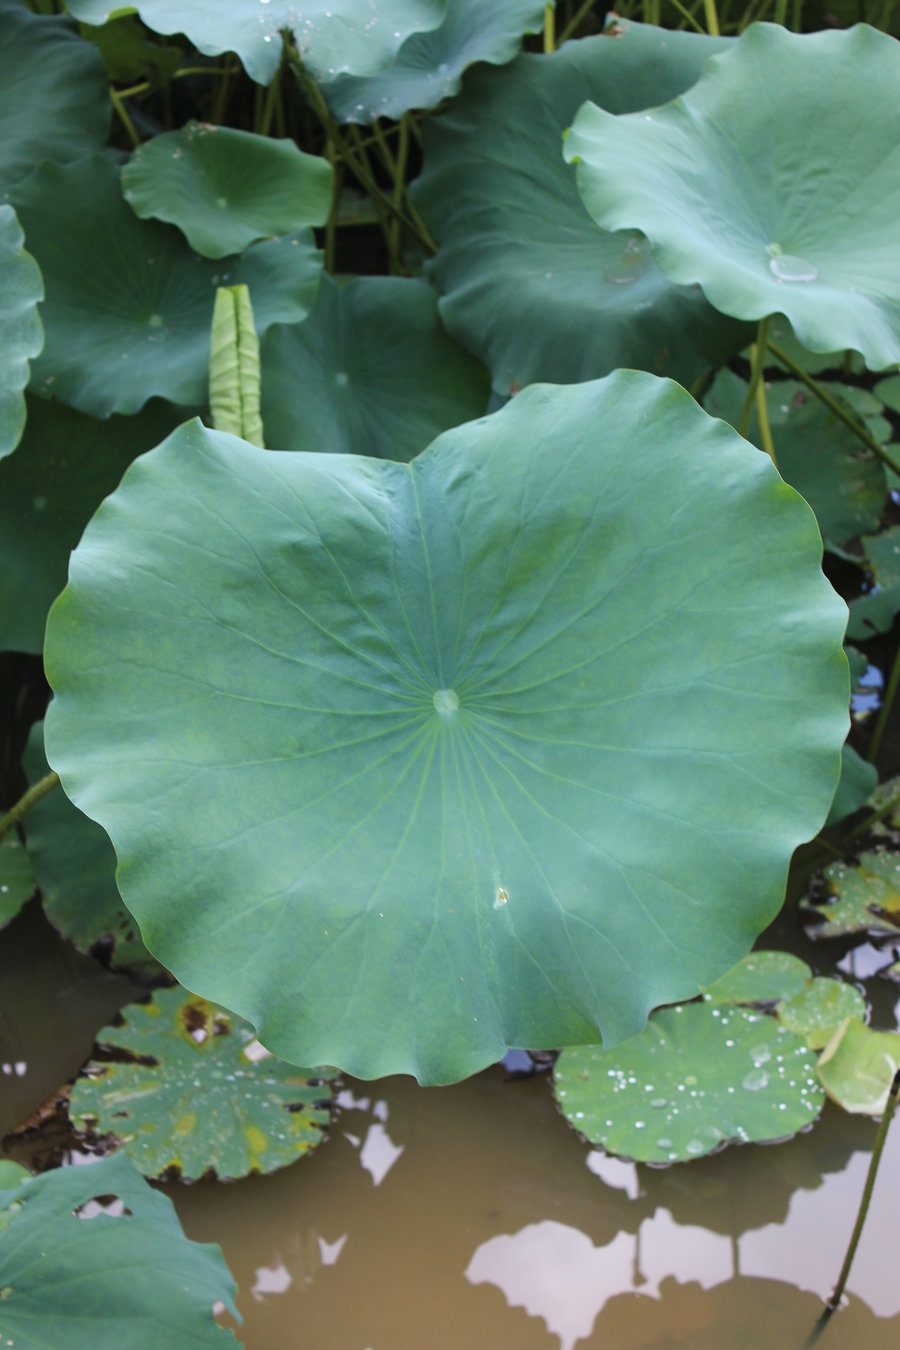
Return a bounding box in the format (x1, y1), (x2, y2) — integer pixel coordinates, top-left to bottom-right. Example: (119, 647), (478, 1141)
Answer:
(11, 154), (322, 417)
(776, 978), (867, 1051)
(704, 370), (887, 550)
(69, 986), (336, 1180)
(122, 123), (333, 259)
(260, 274), (490, 459)
(553, 1002), (824, 1164)
(0, 206), (43, 460)
(817, 1016), (900, 1113)
(565, 24), (900, 370)
(324, 0), (544, 123)
(65, 0), (447, 86)
(43, 373), (848, 1083)
(0, 0), (110, 192)
(847, 526), (900, 640)
(0, 834), (35, 929)
(412, 22), (749, 400)
(701, 951), (811, 1007)
(22, 722), (160, 974)
(804, 850), (900, 940)
(0, 1153), (239, 1345)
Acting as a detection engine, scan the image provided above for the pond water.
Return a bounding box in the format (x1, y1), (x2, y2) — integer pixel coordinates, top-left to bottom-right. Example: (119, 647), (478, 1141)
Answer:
(3, 901), (900, 1349)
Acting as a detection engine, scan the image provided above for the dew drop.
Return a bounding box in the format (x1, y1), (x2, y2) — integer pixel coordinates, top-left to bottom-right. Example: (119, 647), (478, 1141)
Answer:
(603, 234), (650, 286)
(742, 1068), (770, 1091)
(650, 1097), (667, 1109)
(685, 1138), (706, 1155)
(768, 249), (818, 283)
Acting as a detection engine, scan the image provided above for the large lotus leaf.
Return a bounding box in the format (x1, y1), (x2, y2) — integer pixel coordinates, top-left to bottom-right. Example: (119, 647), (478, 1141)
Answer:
(0, 395), (186, 653)
(704, 370), (887, 550)
(42, 374), (848, 1083)
(0, 207), (43, 460)
(65, 0), (446, 86)
(565, 24), (900, 371)
(70, 988), (335, 1180)
(122, 124), (333, 259)
(412, 23), (750, 400)
(700, 951), (812, 1007)
(803, 850), (900, 940)
(776, 977), (867, 1051)
(10, 155), (322, 418)
(260, 274), (489, 460)
(0, 835), (35, 929)
(23, 722), (160, 973)
(0, 0), (109, 192)
(0, 1153), (238, 1345)
(817, 1016), (900, 1113)
(847, 526), (900, 640)
(324, 0), (544, 123)
(553, 1002), (824, 1164)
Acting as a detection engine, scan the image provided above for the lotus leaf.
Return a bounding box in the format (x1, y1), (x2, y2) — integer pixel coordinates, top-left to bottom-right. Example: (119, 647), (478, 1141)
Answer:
(847, 526), (900, 640)
(0, 1153), (239, 1345)
(0, 835), (35, 929)
(65, 0), (447, 86)
(701, 951), (811, 1007)
(804, 851), (900, 940)
(875, 374), (900, 414)
(209, 286), (264, 446)
(553, 1002), (824, 1164)
(0, 0), (109, 192)
(412, 23), (749, 399)
(704, 371), (887, 550)
(324, 0), (544, 123)
(22, 722), (160, 973)
(776, 978), (867, 1051)
(83, 12), (185, 84)
(0, 1162), (28, 1190)
(11, 155), (322, 417)
(817, 1017), (900, 1114)
(69, 986), (335, 1180)
(0, 207), (43, 460)
(122, 123), (333, 258)
(260, 274), (490, 459)
(565, 24), (900, 370)
(43, 373), (848, 1083)
(826, 744), (878, 827)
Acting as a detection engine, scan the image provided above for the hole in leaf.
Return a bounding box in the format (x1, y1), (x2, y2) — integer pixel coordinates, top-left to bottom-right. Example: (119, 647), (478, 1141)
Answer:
(74, 1194), (133, 1220)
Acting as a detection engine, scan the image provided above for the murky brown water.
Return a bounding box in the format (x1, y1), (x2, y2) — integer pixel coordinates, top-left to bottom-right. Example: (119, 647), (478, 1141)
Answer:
(3, 901), (900, 1348)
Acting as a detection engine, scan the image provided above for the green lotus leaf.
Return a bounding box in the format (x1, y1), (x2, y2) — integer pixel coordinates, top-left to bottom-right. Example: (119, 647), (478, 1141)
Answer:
(324, 0), (544, 123)
(847, 526), (900, 640)
(804, 850), (900, 941)
(43, 374), (848, 1083)
(412, 22), (749, 400)
(122, 123), (333, 259)
(260, 274), (489, 459)
(553, 1002), (824, 1164)
(0, 395), (187, 654)
(69, 986), (335, 1180)
(65, 0), (447, 86)
(0, 0), (109, 192)
(0, 1161), (29, 1191)
(0, 835), (35, 929)
(875, 374), (900, 414)
(817, 1017), (900, 1113)
(0, 1153), (239, 1345)
(701, 951), (811, 1007)
(23, 722), (160, 973)
(838, 386), (893, 447)
(82, 13), (185, 84)
(566, 24), (900, 370)
(776, 978), (867, 1051)
(704, 371), (887, 550)
(826, 743), (878, 827)
(0, 207), (43, 461)
(11, 154), (322, 418)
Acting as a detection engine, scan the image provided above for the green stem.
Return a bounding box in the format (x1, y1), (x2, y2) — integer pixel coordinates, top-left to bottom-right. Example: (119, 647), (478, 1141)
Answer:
(805, 1070), (900, 1346)
(767, 339), (900, 478)
(739, 317), (771, 439)
(210, 55), (237, 125)
(667, 0), (708, 32)
(773, 0), (787, 21)
(324, 140), (341, 275)
(754, 366), (777, 467)
(389, 115), (410, 274)
(867, 643), (900, 764)
(258, 62), (282, 137)
(109, 86), (141, 149)
(173, 66), (231, 79)
(559, 0), (597, 41)
(0, 773), (60, 843)
(702, 0), (721, 32)
(544, 3), (555, 51)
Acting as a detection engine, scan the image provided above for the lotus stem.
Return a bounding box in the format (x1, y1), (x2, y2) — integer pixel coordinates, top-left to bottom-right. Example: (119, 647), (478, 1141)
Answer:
(703, 0), (721, 33)
(544, 3), (556, 51)
(738, 316), (771, 440)
(257, 61), (282, 137)
(559, 0), (598, 42)
(0, 772), (60, 843)
(109, 86), (141, 150)
(867, 643), (900, 764)
(754, 366), (777, 467)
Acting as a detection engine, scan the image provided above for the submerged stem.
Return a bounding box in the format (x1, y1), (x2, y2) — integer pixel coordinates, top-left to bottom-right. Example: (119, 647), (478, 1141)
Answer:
(0, 772), (60, 843)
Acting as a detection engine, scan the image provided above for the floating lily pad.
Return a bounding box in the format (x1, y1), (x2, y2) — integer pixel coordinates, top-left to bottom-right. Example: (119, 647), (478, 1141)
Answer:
(704, 370), (887, 549)
(43, 373), (847, 1084)
(554, 1002), (824, 1164)
(260, 274), (490, 459)
(0, 834), (35, 929)
(70, 987), (336, 1180)
(847, 527), (900, 640)
(817, 1016), (900, 1114)
(776, 978), (867, 1050)
(412, 23), (749, 399)
(701, 951), (811, 1007)
(23, 722), (160, 974)
(122, 123), (333, 259)
(0, 206), (43, 460)
(826, 743), (878, 828)
(325, 0), (544, 123)
(565, 24), (900, 370)
(0, 1153), (239, 1345)
(11, 154), (322, 417)
(0, 395), (186, 654)
(0, 0), (110, 192)
(65, 0), (447, 86)
(804, 851), (900, 940)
